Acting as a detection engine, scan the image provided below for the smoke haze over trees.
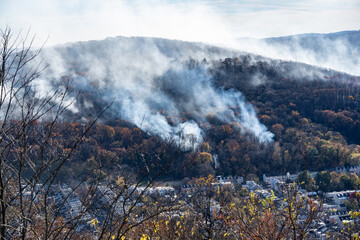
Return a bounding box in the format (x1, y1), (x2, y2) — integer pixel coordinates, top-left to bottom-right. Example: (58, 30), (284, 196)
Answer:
(34, 37), (275, 149)
(19, 33), (360, 180)
(235, 30), (360, 76)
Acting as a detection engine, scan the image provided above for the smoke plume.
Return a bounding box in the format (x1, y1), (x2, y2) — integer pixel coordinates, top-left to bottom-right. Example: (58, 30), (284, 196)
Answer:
(234, 31), (360, 76)
(34, 36), (274, 149)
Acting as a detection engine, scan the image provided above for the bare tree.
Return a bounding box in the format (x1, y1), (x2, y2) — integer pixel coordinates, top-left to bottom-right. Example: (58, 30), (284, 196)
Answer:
(0, 27), (181, 240)
(89, 154), (176, 239)
(0, 27), (112, 239)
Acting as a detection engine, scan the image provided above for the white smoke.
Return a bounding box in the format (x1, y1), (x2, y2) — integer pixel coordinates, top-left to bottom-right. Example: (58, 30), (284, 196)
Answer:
(234, 32), (360, 76)
(35, 36), (274, 149)
(157, 65), (274, 143)
(221, 90), (274, 143)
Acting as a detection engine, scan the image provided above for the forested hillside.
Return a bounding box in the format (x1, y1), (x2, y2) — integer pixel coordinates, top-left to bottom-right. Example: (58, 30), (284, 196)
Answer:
(42, 49), (360, 182)
(211, 56), (360, 176)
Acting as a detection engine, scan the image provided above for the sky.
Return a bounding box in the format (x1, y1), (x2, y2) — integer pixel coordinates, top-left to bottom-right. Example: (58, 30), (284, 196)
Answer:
(1, 0), (360, 47)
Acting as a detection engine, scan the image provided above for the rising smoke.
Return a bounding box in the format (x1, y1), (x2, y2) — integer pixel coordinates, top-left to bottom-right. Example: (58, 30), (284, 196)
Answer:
(234, 31), (360, 76)
(33, 36), (274, 149)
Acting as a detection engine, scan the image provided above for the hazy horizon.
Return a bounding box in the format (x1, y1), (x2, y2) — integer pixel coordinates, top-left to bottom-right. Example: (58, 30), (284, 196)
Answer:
(1, 0), (359, 47)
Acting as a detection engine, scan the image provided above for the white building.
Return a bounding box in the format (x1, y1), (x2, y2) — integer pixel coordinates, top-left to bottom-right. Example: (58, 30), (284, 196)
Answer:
(325, 190), (354, 205)
(216, 175), (243, 184)
(263, 173), (297, 186)
(242, 181), (262, 192)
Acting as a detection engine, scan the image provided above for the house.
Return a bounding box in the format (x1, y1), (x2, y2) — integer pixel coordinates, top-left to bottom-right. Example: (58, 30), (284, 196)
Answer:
(263, 172), (297, 186)
(325, 190), (353, 205)
(215, 175), (243, 185)
(242, 181), (262, 192)
(325, 211), (350, 227)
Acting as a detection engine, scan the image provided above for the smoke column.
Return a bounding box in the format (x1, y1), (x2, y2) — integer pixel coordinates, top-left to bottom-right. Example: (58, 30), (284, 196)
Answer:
(33, 36), (274, 149)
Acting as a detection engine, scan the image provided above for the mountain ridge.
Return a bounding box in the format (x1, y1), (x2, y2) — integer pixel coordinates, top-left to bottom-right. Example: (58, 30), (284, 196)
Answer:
(235, 30), (360, 76)
(27, 34), (360, 180)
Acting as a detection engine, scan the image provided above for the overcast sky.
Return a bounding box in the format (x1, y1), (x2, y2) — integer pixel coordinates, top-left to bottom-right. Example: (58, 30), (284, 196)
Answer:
(1, 0), (359, 47)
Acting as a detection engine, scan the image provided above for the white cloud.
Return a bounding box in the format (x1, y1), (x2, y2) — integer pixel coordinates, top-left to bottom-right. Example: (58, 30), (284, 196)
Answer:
(227, 9), (360, 39)
(0, 0), (359, 47)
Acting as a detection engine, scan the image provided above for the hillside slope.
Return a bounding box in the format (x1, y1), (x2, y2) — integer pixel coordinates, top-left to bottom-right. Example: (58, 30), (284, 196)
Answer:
(33, 36), (360, 180)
